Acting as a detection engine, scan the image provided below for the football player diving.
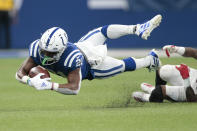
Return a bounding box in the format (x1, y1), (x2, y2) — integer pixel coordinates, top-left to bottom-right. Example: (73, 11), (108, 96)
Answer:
(16, 14), (162, 95)
(132, 45), (197, 102)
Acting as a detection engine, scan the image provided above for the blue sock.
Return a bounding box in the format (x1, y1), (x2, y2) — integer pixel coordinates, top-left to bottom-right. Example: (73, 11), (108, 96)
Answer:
(101, 25), (109, 38)
(123, 57), (136, 71)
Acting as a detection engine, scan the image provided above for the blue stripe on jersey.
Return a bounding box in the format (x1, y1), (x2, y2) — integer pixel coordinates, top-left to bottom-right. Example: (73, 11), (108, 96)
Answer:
(46, 27), (60, 47)
(82, 30), (100, 41)
(64, 49), (80, 66)
(93, 64), (123, 73)
(101, 25), (109, 38)
(64, 50), (81, 67)
(32, 42), (36, 57)
(30, 40), (39, 57)
(95, 71), (122, 78)
(68, 52), (82, 67)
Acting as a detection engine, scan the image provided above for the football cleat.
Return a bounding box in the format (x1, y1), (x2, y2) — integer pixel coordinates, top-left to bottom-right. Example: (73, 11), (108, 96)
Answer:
(135, 14), (162, 40)
(141, 83), (155, 94)
(132, 91), (150, 102)
(147, 49), (161, 72)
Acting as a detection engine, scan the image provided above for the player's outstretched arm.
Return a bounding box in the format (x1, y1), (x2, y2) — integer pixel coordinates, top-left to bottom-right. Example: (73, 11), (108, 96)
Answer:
(15, 57), (37, 84)
(16, 57), (81, 95)
(19, 66), (82, 95)
(163, 45), (197, 59)
(183, 47), (197, 59)
(54, 68), (82, 95)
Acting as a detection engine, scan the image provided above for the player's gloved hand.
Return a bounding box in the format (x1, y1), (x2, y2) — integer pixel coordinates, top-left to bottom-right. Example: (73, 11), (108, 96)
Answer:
(163, 45), (177, 57)
(163, 45), (185, 57)
(27, 73), (52, 90)
(176, 64), (190, 79)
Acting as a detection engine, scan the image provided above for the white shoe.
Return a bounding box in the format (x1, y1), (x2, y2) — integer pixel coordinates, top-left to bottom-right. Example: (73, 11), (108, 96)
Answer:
(132, 91), (150, 102)
(147, 49), (161, 71)
(135, 14), (162, 40)
(141, 83), (155, 94)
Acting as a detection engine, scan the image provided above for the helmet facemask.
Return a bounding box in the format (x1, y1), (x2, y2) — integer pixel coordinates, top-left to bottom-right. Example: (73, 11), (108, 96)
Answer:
(39, 48), (62, 65)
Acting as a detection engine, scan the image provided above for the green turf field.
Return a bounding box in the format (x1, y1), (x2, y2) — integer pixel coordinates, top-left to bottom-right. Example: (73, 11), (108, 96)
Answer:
(0, 57), (196, 131)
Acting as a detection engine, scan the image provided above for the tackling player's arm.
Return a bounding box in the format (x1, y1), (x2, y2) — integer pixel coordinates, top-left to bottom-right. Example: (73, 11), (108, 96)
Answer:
(163, 45), (197, 59)
(15, 57), (37, 84)
(54, 68), (81, 95)
(186, 86), (197, 102)
(183, 47), (197, 59)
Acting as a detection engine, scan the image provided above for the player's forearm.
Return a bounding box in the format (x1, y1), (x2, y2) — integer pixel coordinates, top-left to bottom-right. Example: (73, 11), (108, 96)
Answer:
(53, 83), (81, 95)
(16, 57), (37, 84)
(15, 68), (30, 84)
(183, 47), (197, 59)
(16, 68), (28, 78)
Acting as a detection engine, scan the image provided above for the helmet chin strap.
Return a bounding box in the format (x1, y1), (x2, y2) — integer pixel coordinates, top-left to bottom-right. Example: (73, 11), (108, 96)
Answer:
(42, 56), (50, 65)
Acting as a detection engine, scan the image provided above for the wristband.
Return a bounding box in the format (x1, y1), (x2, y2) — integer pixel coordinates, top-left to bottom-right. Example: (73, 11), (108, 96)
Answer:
(27, 78), (31, 86)
(22, 76), (30, 84)
(51, 83), (59, 91)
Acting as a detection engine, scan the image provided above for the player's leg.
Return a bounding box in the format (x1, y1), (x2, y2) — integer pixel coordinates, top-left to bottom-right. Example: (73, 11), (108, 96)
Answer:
(78, 27), (107, 46)
(77, 14), (162, 46)
(133, 84), (186, 102)
(126, 49), (161, 71)
(93, 50), (160, 79)
(159, 65), (183, 86)
(132, 85), (165, 102)
(137, 65), (183, 90)
(147, 84), (186, 102)
(147, 66), (185, 102)
(137, 69), (167, 94)
(149, 84), (186, 102)
(133, 65), (186, 102)
(92, 56), (125, 78)
(77, 25), (137, 47)
(104, 14), (162, 40)
(93, 55), (150, 79)
(164, 85), (186, 102)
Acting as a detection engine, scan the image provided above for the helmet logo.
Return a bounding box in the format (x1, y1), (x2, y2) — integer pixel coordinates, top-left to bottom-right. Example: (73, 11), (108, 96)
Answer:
(45, 27), (60, 48)
(60, 35), (66, 46)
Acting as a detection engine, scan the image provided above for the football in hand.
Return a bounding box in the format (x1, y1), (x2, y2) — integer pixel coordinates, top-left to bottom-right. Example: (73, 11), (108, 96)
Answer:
(29, 66), (50, 79)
